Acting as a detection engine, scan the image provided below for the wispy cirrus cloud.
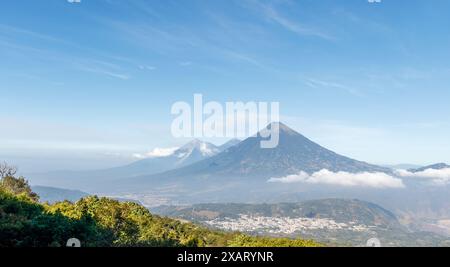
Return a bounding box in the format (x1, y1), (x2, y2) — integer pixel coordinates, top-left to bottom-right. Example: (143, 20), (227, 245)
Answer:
(71, 58), (131, 80)
(77, 66), (130, 80)
(0, 24), (133, 80)
(138, 65), (156, 71)
(243, 0), (333, 40)
(0, 24), (73, 45)
(178, 61), (193, 67)
(304, 78), (363, 97)
(268, 169), (405, 188)
(93, 2), (283, 73)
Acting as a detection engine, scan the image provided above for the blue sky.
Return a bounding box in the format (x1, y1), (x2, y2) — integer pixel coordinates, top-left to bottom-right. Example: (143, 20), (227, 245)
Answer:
(1, 0), (450, 172)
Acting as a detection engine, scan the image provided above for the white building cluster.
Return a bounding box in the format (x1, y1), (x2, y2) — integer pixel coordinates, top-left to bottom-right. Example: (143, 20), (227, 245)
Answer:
(205, 214), (371, 235)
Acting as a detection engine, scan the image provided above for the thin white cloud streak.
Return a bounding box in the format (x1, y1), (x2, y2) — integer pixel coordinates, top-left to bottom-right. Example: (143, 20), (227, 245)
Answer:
(245, 0), (333, 40)
(126, 0), (163, 19)
(179, 61), (193, 67)
(0, 24), (134, 80)
(268, 169), (405, 188)
(133, 147), (179, 159)
(77, 66), (130, 80)
(0, 38), (131, 80)
(304, 78), (363, 97)
(222, 50), (267, 69)
(99, 18), (274, 73)
(0, 24), (74, 46)
(139, 65), (156, 71)
(72, 57), (131, 80)
(395, 168), (450, 186)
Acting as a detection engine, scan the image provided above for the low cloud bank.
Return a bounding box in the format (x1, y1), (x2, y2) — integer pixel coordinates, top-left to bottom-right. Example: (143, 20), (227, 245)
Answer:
(268, 169), (405, 188)
(395, 168), (450, 185)
(133, 147), (179, 159)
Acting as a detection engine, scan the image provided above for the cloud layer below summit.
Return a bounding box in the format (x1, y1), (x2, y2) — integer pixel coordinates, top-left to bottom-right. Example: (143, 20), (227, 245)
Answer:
(268, 169), (405, 188)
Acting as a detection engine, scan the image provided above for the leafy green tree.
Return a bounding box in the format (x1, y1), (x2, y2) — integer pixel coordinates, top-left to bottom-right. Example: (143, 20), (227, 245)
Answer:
(0, 175), (39, 202)
(0, 190), (112, 247)
(227, 234), (321, 247)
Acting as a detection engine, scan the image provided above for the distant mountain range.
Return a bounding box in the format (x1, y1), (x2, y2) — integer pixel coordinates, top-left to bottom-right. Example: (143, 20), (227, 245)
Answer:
(32, 186), (89, 204)
(25, 122), (450, 243)
(170, 122), (389, 177)
(28, 139), (240, 190)
(122, 139), (222, 175)
(30, 122), (391, 193)
(383, 164), (422, 170)
(116, 122), (390, 193)
(409, 163), (450, 173)
(28, 123), (450, 211)
(32, 186), (144, 205)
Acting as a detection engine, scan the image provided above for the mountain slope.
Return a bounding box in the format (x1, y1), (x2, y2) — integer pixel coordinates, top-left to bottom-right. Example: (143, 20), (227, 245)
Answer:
(154, 199), (401, 229)
(124, 139), (220, 174)
(153, 199), (450, 247)
(32, 186), (89, 203)
(218, 139), (241, 152)
(193, 122), (389, 176)
(409, 163), (450, 173)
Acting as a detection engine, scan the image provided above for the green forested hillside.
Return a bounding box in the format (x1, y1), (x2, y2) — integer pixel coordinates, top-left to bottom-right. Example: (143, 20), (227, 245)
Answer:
(0, 170), (320, 247)
(154, 201), (450, 247)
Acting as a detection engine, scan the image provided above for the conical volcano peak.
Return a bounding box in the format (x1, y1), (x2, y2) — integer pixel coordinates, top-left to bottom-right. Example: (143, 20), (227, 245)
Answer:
(181, 138), (203, 148)
(262, 122), (299, 136)
(120, 122), (391, 193)
(177, 139), (220, 157)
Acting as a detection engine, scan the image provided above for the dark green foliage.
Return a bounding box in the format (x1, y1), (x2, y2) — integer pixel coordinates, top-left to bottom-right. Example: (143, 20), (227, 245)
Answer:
(0, 175), (320, 247)
(0, 191), (110, 247)
(228, 234), (321, 247)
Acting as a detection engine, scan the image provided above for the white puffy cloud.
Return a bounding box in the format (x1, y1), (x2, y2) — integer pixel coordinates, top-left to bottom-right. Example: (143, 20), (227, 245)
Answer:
(395, 168), (450, 185)
(268, 169), (405, 188)
(133, 147), (179, 159)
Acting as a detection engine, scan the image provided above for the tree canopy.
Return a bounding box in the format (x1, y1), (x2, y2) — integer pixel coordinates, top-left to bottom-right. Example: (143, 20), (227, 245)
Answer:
(0, 166), (321, 247)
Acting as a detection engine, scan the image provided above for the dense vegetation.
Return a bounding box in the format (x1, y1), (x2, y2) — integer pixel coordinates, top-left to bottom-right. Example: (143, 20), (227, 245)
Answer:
(0, 163), (320, 247)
